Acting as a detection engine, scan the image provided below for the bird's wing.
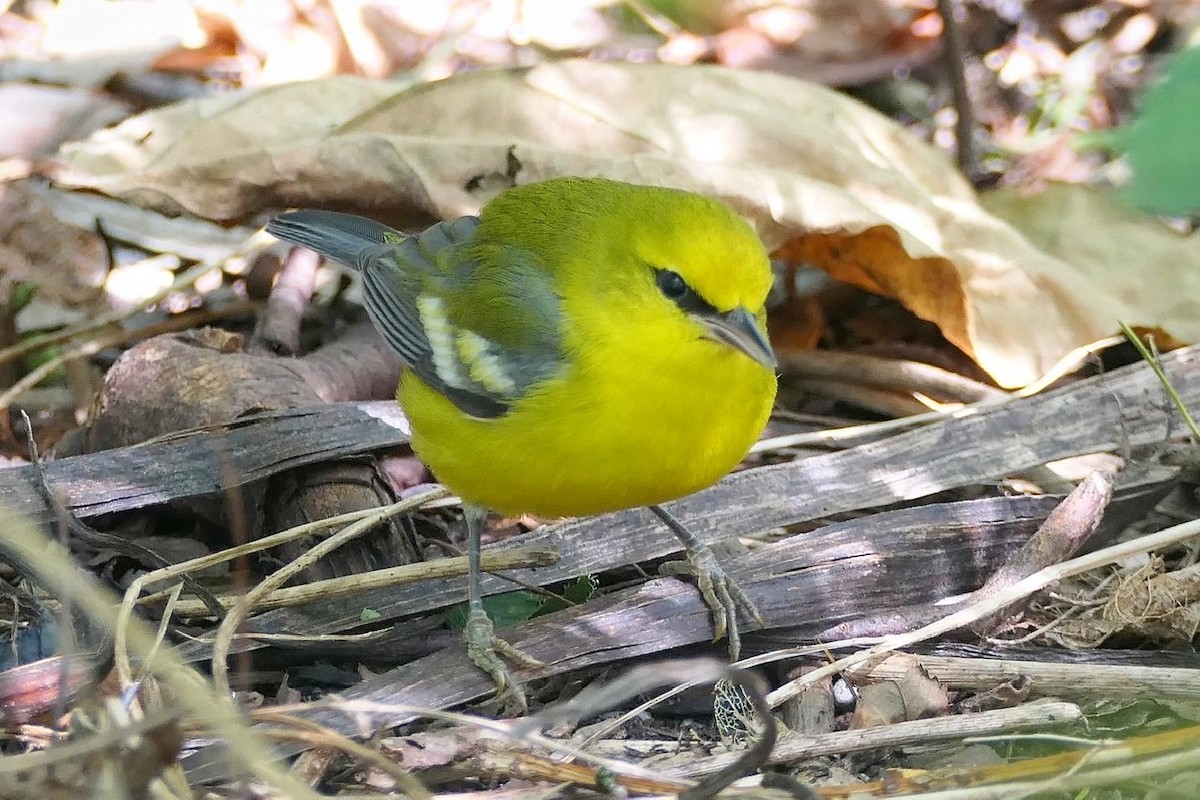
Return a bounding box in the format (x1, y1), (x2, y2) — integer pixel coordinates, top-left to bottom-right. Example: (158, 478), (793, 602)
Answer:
(268, 210), (564, 419)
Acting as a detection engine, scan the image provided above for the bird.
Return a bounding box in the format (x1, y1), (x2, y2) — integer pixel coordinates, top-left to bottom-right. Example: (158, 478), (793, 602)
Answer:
(267, 177), (778, 712)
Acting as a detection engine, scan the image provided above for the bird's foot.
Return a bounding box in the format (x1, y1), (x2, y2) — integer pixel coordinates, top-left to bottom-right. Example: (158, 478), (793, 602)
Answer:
(661, 544), (763, 661)
(464, 608), (542, 715)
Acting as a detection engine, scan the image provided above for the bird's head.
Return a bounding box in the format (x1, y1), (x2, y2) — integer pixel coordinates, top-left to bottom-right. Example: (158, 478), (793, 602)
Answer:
(485, 177), (776, 372)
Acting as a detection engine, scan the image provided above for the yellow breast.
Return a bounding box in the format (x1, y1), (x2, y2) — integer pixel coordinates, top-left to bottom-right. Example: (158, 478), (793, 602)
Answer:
(399, 319), (776, 518)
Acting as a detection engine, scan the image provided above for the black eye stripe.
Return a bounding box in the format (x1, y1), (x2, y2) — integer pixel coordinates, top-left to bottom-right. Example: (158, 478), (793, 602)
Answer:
(653, 267), (718, 316)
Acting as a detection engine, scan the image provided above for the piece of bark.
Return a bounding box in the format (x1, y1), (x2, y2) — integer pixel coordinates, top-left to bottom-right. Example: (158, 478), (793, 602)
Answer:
(822, 469), (1120, 639)
(0, 341), (1183, 648)
(180, 479), (1179, 781)
(248, 246), (319, 357)
(0, 402), (411, 526)
(66, 323), (418, 580)
(6, 344), (1196, 541)
(221, 468), (1173, 662)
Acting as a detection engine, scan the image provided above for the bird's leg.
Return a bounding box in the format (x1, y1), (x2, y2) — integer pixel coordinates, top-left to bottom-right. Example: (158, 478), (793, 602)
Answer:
(462, 503), (542, 714)
(651, 504), (763, 661)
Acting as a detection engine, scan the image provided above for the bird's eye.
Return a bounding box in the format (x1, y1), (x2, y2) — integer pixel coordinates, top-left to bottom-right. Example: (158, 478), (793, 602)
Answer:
(655, 269), (689, 301)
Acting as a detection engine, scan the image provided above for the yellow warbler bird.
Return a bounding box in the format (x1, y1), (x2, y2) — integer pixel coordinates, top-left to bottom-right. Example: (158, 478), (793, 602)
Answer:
(268, 177), (777, 711)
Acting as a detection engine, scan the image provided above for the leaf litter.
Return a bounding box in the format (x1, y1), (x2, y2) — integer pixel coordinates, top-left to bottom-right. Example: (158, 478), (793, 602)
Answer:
(2, 1), (1200, 797)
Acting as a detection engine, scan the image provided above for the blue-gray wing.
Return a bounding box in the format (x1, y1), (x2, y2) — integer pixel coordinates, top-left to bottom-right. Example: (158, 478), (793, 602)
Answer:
(266, 210), (563, 418)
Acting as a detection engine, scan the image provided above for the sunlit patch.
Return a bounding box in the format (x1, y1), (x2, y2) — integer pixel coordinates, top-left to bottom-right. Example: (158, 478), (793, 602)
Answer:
(104, 254), (177, 308)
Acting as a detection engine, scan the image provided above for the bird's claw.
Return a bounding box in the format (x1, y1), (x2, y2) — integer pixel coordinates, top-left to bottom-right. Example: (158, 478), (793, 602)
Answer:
(662, 545), (762, 661)
(464, 609), (542, 715)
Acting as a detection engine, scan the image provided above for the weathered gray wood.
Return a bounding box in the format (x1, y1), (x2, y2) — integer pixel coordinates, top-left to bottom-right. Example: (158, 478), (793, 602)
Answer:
(225, 346), (1195, 644)
(181, 485), (1177, 782)
(0, 402), (411, 524)
(176, 343), (1198, 782)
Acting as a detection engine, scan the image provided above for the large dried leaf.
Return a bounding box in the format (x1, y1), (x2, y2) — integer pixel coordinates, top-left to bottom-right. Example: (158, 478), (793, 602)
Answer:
(979, 183), (1200, 345)
(50, 61), (1196, 387)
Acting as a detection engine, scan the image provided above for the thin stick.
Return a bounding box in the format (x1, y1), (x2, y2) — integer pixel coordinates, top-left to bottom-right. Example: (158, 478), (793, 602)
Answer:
(114, 490), (448, 688)
(210, 489), (447, 698)
(0, 503), (325, 798)
(0, 259), (224, 369)
(937, 0), (979, 178)
(768, 516), (1200, 707)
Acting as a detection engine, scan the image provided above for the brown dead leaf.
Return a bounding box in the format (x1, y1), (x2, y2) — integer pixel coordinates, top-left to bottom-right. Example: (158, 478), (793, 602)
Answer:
(51, 76), (407, 220)
(0, 182), (107, 307)
(1101, 560), (1200, 644)
(849, 653), (948, 728)
(50, 61), (1195, 386)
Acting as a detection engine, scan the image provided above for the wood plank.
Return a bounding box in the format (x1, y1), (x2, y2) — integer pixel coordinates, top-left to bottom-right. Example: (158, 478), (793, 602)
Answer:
(0, 402), (411, 524)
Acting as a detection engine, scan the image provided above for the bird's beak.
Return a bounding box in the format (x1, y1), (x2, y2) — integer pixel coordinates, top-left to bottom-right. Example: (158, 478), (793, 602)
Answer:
(693, 306), (777, 369)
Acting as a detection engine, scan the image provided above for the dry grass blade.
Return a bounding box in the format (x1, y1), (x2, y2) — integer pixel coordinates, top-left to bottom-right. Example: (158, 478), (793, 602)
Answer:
(517, 658), (778, 799)
(152, 546), (558, 618)
(0, 502), (324, 798)
(1120, 320), (1200, 442)
(209, 487), (448, 698)
(768, 514), (1200, 708)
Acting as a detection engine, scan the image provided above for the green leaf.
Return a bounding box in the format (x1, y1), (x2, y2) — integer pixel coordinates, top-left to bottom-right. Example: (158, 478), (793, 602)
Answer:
(1097, 46), (1200, 215)
(447, 591), (542, 631)
(19, 331), (65, 384)
(537, 574), (598, 615)
(446, 575), (598, 630)
(11, 282), (37, 314)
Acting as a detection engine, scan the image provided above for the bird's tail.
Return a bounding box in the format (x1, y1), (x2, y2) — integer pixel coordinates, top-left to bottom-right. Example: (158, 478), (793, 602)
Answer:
(266, 210), (400, 270)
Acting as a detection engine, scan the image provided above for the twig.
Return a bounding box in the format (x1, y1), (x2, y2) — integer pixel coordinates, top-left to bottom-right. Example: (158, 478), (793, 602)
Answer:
(768, 515), (1200, 708)
(937, 0), (979, 178)
(114, 495), (447, 687)
(755, 336), (1124, 455)
(517, 658), (778, 800)
(0, 258), (224, 369)
(210, 488), (448, 698)
(151, 546), (559, 618)
(777, 351), (1006, 404)
(21, 412), (226, 620)
(846, 652), (1200, 703)
(249, 246), (319, 356)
